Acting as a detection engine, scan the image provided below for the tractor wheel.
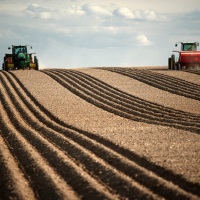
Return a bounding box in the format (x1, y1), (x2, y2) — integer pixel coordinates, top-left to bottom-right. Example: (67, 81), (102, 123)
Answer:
(4, 61), (8, 71)
(168, 57), (171, 69)
(34, 56), (39, 70)
(171, 54), (175, 70)
(177, 63), (181, 70)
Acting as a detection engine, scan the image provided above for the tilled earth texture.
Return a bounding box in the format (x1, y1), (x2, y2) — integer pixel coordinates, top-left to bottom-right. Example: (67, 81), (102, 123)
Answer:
(0, 66), (200, 200)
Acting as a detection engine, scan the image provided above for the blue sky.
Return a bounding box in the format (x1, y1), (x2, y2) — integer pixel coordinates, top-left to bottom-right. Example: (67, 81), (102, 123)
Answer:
(0, 0), (200, 68)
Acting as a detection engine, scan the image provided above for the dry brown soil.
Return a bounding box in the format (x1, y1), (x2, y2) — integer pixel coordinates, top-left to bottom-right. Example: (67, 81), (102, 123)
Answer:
(0, 66), (200, 199)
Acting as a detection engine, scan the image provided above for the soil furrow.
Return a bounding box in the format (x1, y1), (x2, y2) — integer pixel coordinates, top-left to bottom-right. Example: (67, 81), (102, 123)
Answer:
(121, 68), (200, 96)
(123, 68), (200, 92)
(185, 70), (200, 75)
(144, 69), (200, 89)
(0, 132), (36, 200)
(0, 70), (199, 198)
(42, 69), (200, 133)
(102, 67), (200, 101)
(58, 69), (200, 121)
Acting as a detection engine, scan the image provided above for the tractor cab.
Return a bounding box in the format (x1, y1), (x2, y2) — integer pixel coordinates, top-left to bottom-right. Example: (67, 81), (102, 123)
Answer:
(14, 46), (28, 55)
(11, 46), (28, 62)
(175, 42), (199, 51)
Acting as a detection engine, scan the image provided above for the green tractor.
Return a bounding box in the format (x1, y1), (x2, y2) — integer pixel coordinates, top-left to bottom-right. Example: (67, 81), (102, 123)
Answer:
(2, 45), (39, 71)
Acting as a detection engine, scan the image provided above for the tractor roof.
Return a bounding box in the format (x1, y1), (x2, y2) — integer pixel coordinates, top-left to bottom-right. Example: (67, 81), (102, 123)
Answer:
(182, 42), (198, 44)
(13, 45), (27, 48)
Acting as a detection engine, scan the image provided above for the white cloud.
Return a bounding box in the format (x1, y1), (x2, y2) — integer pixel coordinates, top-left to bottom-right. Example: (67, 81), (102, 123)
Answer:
(26, 4), (53, 19)
(39, 11), (51, 19)
(113, 7), (166, 21)
(26, 3), (47, 12)
(113, 7), (135, 19)
(144, 10), (158, 20)
(82, 3), (112, 17)
(13, 3), (167, 23)
(136, 34), (153, 46)
(65, 5), (85, 16)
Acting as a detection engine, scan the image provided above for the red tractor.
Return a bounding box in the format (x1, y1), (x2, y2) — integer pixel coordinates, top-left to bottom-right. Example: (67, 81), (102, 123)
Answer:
(2, 45), (39, 71)
(168, 42), (200, 70)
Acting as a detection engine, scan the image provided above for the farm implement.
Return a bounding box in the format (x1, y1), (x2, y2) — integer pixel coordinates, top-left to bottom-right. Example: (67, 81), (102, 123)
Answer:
(2, 45), (39, 71)
(168, 42), (200, 70)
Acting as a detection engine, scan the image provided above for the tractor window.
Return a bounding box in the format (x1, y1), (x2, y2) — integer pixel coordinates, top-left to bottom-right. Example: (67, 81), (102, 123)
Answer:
(15, 47), (27, 54)
(182, 43), (197, 51)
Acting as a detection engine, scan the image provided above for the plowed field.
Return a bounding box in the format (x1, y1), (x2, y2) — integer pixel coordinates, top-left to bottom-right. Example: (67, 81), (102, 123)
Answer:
(0, 67), (200, 200)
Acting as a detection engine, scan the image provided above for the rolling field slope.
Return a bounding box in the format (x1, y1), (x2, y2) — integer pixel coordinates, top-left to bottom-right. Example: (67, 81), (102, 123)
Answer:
(0, 67), (200, 199)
